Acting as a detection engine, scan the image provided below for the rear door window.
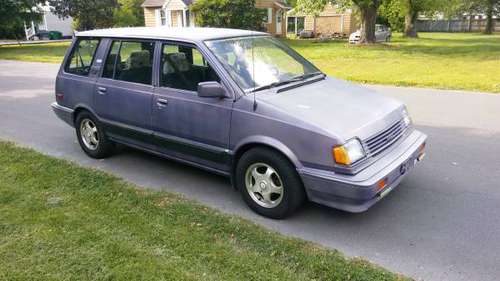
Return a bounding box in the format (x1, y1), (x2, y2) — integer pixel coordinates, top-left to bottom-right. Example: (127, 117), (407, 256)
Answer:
(65, 38), (100, 76)
(102, 40), (154, 85)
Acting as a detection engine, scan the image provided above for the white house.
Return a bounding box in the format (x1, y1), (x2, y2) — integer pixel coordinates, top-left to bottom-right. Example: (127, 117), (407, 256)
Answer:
(25, 5), (73, 39)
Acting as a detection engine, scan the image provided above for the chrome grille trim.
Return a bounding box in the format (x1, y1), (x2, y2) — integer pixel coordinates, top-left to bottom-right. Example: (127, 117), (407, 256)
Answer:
(364, 119), (408, 157)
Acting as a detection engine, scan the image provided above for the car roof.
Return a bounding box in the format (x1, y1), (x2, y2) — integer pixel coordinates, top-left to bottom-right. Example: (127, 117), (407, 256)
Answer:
(76, 27), (268, 42)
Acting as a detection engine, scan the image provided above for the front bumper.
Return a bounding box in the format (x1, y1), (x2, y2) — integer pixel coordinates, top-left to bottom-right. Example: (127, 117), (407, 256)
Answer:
(51, 102), (74, 127)
(298, 130), (427, 213)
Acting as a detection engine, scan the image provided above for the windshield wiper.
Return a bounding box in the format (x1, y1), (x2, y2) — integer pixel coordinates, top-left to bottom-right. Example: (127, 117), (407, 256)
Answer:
(250, 72), (325, 93)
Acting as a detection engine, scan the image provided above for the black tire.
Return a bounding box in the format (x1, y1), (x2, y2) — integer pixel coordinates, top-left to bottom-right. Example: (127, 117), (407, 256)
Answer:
(75, 111), (114, 159)
(236, 147), (306, 219)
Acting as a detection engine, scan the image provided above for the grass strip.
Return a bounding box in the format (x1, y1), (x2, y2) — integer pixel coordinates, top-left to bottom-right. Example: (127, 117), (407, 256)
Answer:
(0, 141), (408, 280)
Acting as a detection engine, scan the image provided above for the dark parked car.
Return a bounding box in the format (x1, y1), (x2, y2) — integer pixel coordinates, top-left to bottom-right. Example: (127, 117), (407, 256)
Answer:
(28, 30), (63, 40)
(52, 27), (427, 219)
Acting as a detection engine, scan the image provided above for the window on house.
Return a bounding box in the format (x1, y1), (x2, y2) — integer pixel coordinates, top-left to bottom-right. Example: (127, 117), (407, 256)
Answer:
(297, 17), (305, 33)
(287, 17), (306, 35)
(160, 9), (166, 26)
(160, 43), (220, 91)
(102, 40), (154, 85)
(258, 8), (268, 23)
(65, 38), (100, 76)
(287, 17), (295, 33)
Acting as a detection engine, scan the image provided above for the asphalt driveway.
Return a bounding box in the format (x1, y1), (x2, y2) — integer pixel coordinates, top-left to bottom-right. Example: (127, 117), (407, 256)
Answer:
(1, 60), (500, 281)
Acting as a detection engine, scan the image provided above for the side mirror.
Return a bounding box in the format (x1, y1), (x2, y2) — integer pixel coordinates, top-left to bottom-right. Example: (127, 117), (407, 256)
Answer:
(197, 81), (227, 98)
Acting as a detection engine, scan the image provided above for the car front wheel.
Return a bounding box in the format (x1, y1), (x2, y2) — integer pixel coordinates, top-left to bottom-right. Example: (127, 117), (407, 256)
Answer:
(75, 111), (114, 159)
(236, 147), (305, 219)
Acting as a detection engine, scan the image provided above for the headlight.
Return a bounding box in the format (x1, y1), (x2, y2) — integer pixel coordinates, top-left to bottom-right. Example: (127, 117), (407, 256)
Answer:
(402, 108), (412, 127)
(333, 138), (366, 166)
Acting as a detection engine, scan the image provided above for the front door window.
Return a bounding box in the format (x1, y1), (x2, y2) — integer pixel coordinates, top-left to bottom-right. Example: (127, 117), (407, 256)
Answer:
(160, 43), (220, 91)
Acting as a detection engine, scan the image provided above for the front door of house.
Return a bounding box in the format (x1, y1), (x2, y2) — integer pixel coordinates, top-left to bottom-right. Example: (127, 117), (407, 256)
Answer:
(177, 11), (183, 27)
(276, 10), (282, 35)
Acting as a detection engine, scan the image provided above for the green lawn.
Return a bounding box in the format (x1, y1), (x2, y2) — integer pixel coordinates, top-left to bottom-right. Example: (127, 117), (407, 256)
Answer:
(0, 141), (406, 281)
(286, 33), (500, 93)
(1, 33), (498, 92)
(0, 42), (70, 63)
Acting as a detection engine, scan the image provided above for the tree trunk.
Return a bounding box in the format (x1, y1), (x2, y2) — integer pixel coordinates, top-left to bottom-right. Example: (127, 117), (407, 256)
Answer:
(468, 14), (472, 32)
(359, 5), (377, 44)
(404, 10), (418, 38)
(484, 0), (494, 35)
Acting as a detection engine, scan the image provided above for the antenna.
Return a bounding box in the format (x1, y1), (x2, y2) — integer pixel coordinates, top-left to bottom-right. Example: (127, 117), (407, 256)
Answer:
(251, 31), (257, 111)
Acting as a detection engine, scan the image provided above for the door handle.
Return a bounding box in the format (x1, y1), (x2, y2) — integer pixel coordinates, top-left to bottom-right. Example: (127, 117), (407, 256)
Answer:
(157, 98), (168, 107)
(97, 87), (107, 95)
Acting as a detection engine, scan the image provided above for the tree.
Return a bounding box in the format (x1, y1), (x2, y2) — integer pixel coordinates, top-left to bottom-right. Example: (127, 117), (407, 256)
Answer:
(483, 0), (499, 34)
(296, 0), (383, 44)
(113, 0), (145, 27)
(190, 0), (265, 30)
(0, 0), (42, 40)
(448, 0), (499, 34)
(47, 0), (119, 30)
(381, 0), (445, 38)
(379, 0), (404, 31)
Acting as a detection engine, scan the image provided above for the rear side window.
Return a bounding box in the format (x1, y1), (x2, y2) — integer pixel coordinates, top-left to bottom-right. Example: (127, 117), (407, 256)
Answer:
(102, 40), (154, 85)
(65, 38), (100, 76)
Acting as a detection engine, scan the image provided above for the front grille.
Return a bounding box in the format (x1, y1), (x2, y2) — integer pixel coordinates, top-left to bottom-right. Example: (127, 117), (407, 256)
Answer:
(364, 119), (407, 157)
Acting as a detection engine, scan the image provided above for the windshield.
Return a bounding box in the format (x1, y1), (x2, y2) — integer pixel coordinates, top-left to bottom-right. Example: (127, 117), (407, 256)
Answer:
(205, 36), (321, 92)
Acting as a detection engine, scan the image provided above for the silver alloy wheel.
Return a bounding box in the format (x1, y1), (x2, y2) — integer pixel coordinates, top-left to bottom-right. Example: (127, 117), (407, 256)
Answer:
(245, 163), (284, 208)
(80, 118), (99, 151)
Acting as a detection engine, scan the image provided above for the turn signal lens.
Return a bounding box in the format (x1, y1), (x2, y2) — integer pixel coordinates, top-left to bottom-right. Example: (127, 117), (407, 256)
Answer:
(419, 142), (426, 153)
(333, 146), (351, 165)
(333, 139), (366, 166)
(377, 178), (387, 191)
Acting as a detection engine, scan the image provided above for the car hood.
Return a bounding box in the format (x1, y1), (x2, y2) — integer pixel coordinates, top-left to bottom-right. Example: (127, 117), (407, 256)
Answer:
(257, 77), (404, 142)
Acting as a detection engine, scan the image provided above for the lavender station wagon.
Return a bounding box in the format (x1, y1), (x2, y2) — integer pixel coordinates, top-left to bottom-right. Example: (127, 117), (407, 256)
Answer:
(52, 27), (427, 218)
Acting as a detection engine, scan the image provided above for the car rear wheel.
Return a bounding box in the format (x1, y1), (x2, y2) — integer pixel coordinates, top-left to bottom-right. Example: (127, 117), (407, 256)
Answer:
(75, 111), (114, 159)
(236, 147), (305, 219)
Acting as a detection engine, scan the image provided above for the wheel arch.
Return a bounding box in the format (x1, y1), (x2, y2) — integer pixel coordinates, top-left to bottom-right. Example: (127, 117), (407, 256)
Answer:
(230, 136), (303, 189)
(72, 104), (99, 125)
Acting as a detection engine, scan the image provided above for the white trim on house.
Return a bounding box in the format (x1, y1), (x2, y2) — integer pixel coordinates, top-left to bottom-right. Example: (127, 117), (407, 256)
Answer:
(155, 8), (161, 26)
(340, 15), (344, 32)
(182, 9), (187, 27)
(163, 0), (187, 9)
